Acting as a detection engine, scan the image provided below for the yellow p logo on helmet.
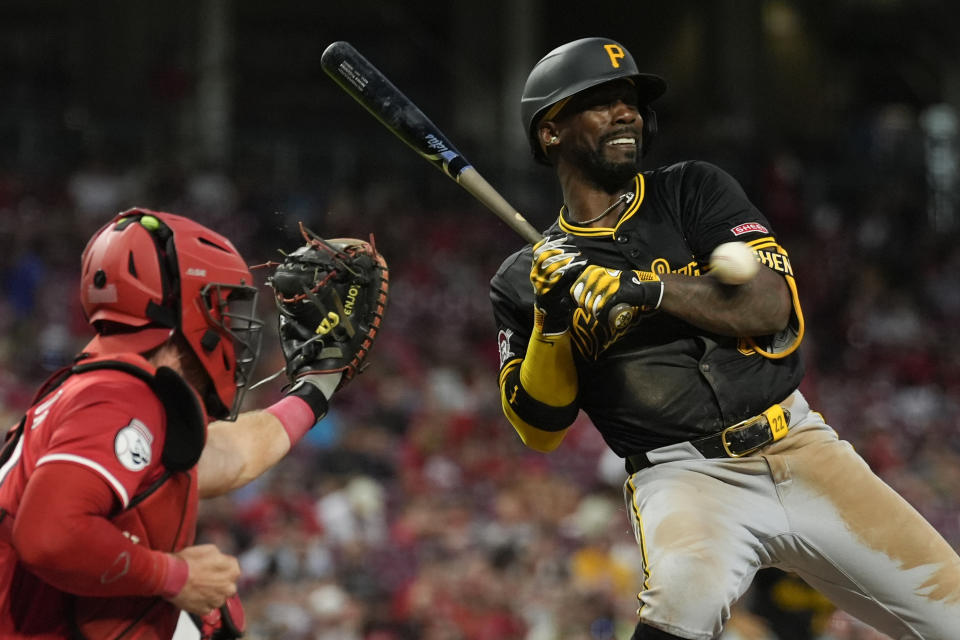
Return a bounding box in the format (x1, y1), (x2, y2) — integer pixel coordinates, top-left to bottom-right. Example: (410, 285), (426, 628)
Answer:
(604, 44), (625, 68)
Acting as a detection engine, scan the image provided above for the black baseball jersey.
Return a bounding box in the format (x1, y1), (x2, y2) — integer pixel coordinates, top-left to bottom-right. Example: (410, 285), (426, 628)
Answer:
(490, 160), (805, 456)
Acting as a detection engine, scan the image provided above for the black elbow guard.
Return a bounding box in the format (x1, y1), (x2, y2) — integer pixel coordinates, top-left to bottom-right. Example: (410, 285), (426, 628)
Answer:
(502, 366), (579, 431)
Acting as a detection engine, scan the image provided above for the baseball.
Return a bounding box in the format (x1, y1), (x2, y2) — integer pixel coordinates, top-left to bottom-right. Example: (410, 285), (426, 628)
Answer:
(709, 241), (759, 285)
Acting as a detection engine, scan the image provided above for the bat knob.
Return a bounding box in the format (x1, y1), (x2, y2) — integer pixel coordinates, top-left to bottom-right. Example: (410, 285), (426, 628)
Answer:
(608, 303), (637, 332)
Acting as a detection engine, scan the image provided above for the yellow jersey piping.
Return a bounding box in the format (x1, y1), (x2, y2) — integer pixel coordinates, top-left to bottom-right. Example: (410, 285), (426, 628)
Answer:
(558, 174), (644, 237)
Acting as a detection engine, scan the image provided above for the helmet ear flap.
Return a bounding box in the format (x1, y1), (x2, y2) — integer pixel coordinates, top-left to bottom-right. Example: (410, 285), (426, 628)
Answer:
(641, 105), (658, 157)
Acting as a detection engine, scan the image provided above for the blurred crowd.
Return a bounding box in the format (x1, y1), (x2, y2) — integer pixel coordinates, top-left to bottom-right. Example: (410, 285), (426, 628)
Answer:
(0, 99), (957, 640)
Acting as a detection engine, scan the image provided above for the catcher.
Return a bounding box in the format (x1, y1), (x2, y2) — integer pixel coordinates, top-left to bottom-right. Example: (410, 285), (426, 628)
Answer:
(0, 209), (388, 639)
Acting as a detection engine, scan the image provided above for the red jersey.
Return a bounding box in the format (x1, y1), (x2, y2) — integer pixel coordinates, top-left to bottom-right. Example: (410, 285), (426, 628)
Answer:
(0, 357), (192, 639)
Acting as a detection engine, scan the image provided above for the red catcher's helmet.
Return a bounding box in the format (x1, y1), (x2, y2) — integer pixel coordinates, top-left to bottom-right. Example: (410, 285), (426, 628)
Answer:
(80, 208), (263, 420)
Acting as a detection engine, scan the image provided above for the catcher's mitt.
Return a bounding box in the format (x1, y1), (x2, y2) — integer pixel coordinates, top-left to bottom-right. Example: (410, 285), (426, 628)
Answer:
(267, 223), (388, 389)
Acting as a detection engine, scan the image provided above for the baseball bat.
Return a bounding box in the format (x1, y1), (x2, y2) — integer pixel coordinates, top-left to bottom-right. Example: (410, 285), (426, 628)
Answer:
(320, 40), (542, 245)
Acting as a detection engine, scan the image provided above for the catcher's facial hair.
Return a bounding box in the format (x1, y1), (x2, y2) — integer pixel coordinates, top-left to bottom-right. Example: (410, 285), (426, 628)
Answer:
(321, 41), (542, 245)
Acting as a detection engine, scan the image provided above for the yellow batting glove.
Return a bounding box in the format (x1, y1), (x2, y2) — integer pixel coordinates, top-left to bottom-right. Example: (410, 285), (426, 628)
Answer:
(530, 235), (586, 335)
(571, 266), (622, 316)
(530, 235), (585, 295)
(569, 266), (663, 358)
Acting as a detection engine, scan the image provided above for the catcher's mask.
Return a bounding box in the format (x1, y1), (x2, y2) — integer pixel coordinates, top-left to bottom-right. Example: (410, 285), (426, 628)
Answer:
(521, 37), (667, 164)
(80, 208), (263, 420)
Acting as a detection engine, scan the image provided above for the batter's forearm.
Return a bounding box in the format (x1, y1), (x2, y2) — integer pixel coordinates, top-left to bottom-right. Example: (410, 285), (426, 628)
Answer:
(498, 327), (582, 452)
(519, 329), (579, 403)
(500, 360), (577, 452)
(659, 267), (791, 336)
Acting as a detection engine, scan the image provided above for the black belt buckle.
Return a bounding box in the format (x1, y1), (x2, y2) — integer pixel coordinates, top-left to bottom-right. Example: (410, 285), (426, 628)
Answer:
(721, 405), (790, 457)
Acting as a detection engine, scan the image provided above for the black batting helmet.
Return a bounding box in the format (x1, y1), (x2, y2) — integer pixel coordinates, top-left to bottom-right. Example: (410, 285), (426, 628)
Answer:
(521, 37), (667, 164)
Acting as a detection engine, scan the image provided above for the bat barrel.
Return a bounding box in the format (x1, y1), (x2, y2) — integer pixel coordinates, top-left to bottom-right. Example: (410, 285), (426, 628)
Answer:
(321, 41), (469, 181)
(321, 41), (543, 246)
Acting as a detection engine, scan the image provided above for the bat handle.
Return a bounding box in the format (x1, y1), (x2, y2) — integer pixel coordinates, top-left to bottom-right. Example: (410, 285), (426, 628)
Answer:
(608, 303), (638, 333)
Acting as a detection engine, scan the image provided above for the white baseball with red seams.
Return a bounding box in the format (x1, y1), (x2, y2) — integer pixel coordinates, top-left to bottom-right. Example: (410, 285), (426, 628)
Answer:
(709, 241), (759, 285)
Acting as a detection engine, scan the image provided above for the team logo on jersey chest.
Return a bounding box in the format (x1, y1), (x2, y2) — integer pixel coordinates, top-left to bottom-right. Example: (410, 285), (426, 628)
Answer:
(649, 257), (701, 277)
(114, 419), (153, 471)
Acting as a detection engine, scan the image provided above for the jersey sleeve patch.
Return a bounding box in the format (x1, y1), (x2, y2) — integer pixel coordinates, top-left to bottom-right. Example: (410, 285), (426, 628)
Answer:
(498, 329), (516, 369)
(38, 374), (167, 507)
(113, 419), (154, 472)
(730, 222), (768, 236)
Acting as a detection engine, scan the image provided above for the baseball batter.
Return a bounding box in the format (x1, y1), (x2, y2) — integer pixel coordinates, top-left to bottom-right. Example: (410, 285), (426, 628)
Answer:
(490, 37), (960, 639)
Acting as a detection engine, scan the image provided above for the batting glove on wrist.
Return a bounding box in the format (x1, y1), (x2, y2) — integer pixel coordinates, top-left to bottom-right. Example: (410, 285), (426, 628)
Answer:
(569, 266), (663, 358)
(529, 235), (586, 335)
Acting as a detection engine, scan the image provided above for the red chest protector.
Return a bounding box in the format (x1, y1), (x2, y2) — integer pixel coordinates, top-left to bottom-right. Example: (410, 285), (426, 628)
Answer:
(3, 353), (208, 639)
